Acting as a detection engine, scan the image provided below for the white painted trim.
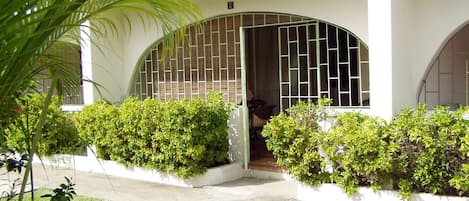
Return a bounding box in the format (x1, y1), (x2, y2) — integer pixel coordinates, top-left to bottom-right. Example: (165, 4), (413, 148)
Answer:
(60, 105), (83, 113)
(240, 26), (250, 170)
(297, 183), (469, 201)
(368, 0), (393, 119)
(80, 21), (94, 105)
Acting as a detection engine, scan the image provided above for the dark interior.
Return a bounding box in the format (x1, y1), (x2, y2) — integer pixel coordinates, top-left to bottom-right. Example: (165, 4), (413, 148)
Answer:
(245, 26), (279, 169)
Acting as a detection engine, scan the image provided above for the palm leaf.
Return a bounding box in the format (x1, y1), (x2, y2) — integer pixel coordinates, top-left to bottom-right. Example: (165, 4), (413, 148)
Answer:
(1, 1), (202, 200)
(1, 0), (202, 106)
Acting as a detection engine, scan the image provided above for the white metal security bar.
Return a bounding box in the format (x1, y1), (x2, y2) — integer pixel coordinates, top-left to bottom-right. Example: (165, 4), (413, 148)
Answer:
(278, 22), (369, 111)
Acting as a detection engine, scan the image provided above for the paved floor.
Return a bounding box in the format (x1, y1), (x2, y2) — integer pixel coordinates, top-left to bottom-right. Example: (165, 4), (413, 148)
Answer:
(29, 165), (297, 201)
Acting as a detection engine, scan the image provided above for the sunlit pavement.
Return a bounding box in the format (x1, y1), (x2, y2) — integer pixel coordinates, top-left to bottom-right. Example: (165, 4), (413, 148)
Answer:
(29, 165), (297, 201)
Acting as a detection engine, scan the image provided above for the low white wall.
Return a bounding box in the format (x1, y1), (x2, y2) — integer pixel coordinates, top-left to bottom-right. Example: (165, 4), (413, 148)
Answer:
(298, 183), (469, 201)
(227, 106), (245, 164)
(32, 150), (243, 188)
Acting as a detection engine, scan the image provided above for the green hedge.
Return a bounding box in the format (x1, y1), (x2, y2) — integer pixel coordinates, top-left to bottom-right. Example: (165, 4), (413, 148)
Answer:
(72, 99), (118, 159)
(4, 93), (84, 156)
(74, 93), (232, 178)
(324, 112), (392, 194)
(262, 101), (329, 186)
(262, 102), (469, 198)
(390, 105), (469, 198)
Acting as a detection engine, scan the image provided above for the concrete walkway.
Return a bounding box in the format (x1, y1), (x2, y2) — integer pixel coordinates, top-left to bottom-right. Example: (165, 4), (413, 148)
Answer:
(31, 165), (297, 201)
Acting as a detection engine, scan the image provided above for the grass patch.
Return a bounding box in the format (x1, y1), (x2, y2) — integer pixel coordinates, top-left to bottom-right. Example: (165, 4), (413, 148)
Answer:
(1, 188), (104, 201)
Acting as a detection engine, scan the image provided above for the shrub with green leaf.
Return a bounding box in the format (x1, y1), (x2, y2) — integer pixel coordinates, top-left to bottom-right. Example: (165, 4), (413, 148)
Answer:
(73, 99), (118, 159)
(262, 101), (469, 199)
(74, 93), (232, 178)
(389, 104), (469, 198)
(262, 101), (329, 186)
(324, 112), (392, 193)
(4, 93), (83, 156)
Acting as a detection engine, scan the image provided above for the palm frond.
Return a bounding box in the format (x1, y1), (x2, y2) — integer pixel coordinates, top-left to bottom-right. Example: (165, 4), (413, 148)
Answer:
(1, 1), (202, 201)
(0, 0), (202, 106)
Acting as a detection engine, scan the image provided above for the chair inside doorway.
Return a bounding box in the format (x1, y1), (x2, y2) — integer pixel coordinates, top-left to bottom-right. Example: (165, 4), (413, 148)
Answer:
(248, 99), (281, 171)
(245, 26), (283, 172)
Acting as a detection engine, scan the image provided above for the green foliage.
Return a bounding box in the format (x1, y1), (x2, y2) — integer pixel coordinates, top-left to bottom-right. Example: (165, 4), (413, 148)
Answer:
(73, 99), (118, 159)
(1, 188), (103, 201)
(0, 80), (37, 136)
(325, 112), (392, 194)
(450, 164), (469, 195)
(1, 1), (202, 200)
(389, 104), (469, 197)
(41, 177), (76, 201)
(263, 102), (469, 198)
(4, 94), (83, 156)
(75, 93), (232, 178)
(262, 101), (329, 186)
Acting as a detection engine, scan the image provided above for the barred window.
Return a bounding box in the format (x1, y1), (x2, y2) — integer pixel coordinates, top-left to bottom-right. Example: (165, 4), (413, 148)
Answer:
(132, 13), (369, 110)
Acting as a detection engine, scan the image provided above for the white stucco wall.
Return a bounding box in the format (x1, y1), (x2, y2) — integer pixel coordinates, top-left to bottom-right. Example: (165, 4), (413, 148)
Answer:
(88, 11), (128, 103)
(195, 0), (368, 43)
(411, 0), (469, 88)
(370, 0), (469, 115)
(227, 107), (245, 163)
(387, 0), (469, 113)
(89, 0), (369, 101)
(390, 0), (415, 114)
(368, 0), (393, 119)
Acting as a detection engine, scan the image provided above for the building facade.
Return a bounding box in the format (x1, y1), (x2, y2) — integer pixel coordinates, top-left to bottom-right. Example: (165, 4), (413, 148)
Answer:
(77, 0), (469, 167)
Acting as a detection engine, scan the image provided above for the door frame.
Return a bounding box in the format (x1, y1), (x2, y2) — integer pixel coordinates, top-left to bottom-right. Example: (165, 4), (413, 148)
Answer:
(239, 20), (315, 170)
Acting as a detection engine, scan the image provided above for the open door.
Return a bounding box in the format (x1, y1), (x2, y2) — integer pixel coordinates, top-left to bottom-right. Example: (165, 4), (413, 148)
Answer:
(243, 20), (370, 171)
(244, 26), (281, 171)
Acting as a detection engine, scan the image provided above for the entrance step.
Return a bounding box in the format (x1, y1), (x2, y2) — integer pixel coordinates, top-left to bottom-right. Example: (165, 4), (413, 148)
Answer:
(249, 158), (283, 172)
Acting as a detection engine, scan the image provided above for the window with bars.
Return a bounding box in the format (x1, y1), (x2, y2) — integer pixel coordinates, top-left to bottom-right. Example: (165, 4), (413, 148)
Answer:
(278, 22), (369, 110)
(134, 14), (243, 103)
(36, 42), (83, 105)
(132, 13), (312, 103)
(132, 13), (369, 110)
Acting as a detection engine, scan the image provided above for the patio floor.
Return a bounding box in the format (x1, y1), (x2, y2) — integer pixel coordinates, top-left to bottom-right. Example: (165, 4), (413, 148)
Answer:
(24, 165), (297, 201)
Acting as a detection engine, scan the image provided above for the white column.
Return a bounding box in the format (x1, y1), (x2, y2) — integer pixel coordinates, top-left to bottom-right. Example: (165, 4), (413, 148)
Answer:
(368, 0), (393, 119)
(80, 21), (94, 105)
(391, 0), (415, 113)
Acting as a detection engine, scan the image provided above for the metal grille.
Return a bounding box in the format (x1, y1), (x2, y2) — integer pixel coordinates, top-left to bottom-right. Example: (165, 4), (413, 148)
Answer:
(36, 79), (83, 104)
(36, 43), (83, 105)
(133, 13), (368, 106)
(278, 22), (369, 110)
(135, 15), (243, 103)
(133, 13), (311, 103)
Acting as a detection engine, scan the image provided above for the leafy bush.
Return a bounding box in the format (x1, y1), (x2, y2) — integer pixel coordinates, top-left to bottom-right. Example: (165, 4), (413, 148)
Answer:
(262, 102), (469, 198)
(262, 101), (329, 186)
(324, 112), (392, 193)
(4, 93), (83, 156)
(73, 99), (118, 159)
(389, 104), (469, 198)
(75, 93), (232, 178)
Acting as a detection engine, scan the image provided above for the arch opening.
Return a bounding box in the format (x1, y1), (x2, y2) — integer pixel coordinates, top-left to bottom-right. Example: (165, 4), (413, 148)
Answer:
(419, 24), (469, 109)
(130, 12), (370, 170)
(130, 12), (369, 110)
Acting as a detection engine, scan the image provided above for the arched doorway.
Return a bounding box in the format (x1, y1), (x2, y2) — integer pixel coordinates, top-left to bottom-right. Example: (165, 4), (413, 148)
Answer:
(419, 24), (469, 109)
(131, 12), (369, 171)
